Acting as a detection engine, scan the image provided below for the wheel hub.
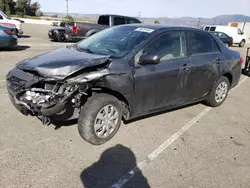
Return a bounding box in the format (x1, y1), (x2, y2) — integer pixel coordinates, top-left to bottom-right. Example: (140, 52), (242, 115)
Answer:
(94, 104), (119, 138)
(215, 81), (228, 103)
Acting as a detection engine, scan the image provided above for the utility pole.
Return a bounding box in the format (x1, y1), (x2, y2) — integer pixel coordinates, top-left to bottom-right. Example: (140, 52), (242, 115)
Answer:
(66, 0), (69, 16)
(213, 19), (216, 25)
(138, 12), (141, 18)
(197, 17), (201, 28)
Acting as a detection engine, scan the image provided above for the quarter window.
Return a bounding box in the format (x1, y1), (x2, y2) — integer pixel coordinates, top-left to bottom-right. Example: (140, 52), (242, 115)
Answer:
(0, 15), (3, 20)
(143, 31), (187, 62)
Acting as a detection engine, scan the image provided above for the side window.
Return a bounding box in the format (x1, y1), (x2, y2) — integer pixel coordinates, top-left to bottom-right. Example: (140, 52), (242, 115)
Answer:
(0, 15), (3, 20)
(98, 16), (109, 26)
(143, 31), (187, 62)
(114, 17), (126, 25)
(204, 27), (210, 31)
(189, 32), (216, 54)
(210, 27), (216, 31)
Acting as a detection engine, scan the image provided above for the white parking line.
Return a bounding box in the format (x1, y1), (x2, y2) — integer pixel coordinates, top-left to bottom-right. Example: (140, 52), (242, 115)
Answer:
(110, 76), (248, 188)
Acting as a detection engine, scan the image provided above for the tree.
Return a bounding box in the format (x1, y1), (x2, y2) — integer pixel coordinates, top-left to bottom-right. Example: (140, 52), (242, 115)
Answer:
(154, 20), (160, 24)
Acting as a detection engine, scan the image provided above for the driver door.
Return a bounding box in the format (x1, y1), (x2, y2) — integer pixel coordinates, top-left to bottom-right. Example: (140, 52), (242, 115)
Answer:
(134, 31), (191, 113)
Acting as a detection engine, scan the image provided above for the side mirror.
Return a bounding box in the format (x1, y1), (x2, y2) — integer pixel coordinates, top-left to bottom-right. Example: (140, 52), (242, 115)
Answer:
(139, 54), (160, 65)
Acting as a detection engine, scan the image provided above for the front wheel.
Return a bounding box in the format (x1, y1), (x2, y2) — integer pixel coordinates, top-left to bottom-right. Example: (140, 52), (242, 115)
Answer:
(239, 40), (246, 47)
(57, 33), (66, 42)
(204, 76), (230, 107)
(78, 93), (122, 145)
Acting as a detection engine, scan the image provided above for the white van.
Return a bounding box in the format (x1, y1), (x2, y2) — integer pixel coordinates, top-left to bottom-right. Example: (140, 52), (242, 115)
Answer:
(203, 25), (248, 47)
(228, 22), (250, 41)
(0, 11), (23, 35)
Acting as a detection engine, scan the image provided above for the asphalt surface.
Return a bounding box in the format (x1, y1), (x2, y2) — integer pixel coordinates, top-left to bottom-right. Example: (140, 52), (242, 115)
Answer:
(0, 24), (250, 188)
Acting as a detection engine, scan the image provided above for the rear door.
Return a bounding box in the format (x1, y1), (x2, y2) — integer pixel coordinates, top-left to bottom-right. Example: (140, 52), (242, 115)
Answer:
(134, 30), (191, 112)
(186, 31), (223, 101)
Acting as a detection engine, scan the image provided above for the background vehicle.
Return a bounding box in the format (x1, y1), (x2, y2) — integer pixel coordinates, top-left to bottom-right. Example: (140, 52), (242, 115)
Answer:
(0, 11), (23, 35)
(228, 22), (250, 41)
(65, 14), (142, 42)
(203, 25), (247, 47)
(210, 31), (233, 47)
(48, 22), (74, 42)
(0, 25), (18, 48)
(6, 25), (242, 145)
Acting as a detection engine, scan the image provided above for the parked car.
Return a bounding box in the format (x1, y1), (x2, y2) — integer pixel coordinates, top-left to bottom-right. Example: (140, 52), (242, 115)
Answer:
(202, 25), (247, 47)
(0, 11), (23, 35)
(0, 25), (18, 48)
(65, 14), (142, 42)
(6, 24), (243, 145)
(210, 31), (233, 47)
(48, 22), (74, 42)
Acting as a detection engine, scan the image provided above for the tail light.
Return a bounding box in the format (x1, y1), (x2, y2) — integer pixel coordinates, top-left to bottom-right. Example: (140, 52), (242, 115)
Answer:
(3, 30), (14, 35)
(240, 57), (244, 64)
(72, 26), (80, 35)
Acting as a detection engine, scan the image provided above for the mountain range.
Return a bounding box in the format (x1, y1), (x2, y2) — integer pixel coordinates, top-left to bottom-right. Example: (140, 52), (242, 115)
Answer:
(43, 12), (250, 28)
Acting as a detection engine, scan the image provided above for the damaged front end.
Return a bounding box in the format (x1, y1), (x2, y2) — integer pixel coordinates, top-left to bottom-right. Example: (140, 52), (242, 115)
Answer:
(6, 68), (90, 124)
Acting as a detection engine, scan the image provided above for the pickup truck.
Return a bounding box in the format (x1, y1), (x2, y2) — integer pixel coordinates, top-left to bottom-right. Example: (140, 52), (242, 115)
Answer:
(48, 22), (74, 42)
(0, 11), (24, 35)
(65, 14), (142, 42)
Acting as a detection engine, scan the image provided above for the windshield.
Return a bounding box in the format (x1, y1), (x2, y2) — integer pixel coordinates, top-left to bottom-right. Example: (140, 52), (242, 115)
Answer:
(76, 25), (154, 58)
(0, 11), (10, 19)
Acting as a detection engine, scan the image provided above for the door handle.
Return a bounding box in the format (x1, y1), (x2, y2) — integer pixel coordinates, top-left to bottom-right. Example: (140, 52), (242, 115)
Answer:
(182, 64), (190, 71)
(214, 58), (221, 64)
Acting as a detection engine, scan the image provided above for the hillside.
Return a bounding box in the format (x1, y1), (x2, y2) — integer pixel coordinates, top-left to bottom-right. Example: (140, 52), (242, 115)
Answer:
(44, 12), (250, 27)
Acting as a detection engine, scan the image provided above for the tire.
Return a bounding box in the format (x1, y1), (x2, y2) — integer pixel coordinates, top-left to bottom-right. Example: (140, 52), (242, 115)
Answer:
(204, 76), (230, 107)
(239, 40), (245, 47)
(57, 33), (66, 42)
(78, 93), (122, 145)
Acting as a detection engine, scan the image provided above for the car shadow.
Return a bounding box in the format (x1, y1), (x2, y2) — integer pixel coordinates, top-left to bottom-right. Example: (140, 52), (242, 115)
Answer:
(18, 35), (31, 38)
(0, 45), (30, 51)
(80, 144), (150, 188)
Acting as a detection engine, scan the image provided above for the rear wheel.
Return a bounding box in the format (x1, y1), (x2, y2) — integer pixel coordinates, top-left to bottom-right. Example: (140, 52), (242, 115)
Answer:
(204, 76), (230, 107)
(239, 40), (245, 47)
(78, 93), (122, 145)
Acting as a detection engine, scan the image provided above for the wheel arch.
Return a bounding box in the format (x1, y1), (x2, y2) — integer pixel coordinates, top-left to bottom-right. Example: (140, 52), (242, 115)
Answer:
(90, 87), (131, 120)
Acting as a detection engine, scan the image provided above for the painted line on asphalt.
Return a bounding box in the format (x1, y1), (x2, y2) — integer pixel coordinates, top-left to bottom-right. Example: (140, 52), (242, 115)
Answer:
(110, 76), (248, 188)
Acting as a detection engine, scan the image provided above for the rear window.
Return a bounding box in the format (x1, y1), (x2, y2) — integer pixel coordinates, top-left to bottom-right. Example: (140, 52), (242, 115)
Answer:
(126, 18), (141, 24)
(98, 16), (110, 26)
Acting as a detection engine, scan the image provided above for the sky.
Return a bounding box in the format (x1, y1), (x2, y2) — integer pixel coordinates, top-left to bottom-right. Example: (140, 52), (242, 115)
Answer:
(37, 0), (250, 18)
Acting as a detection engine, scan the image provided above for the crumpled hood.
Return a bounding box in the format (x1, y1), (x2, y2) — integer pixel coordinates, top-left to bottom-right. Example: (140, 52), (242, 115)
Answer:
(16, 46), (110, 80)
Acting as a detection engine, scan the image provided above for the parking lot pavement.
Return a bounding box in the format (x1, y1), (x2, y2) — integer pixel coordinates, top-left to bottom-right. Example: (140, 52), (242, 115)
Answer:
(0, 24), (250, 188)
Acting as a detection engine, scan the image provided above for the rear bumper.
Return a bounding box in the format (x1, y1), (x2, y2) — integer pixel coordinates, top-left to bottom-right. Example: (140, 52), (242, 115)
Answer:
(65, 34), (85, 42)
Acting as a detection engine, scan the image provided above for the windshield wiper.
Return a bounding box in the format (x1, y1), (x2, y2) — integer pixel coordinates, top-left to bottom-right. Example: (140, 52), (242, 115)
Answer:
(78, 47), (94, 54)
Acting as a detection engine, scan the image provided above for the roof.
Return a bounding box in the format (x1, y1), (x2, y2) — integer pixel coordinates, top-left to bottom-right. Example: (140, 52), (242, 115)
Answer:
(116, 24), (205, 32)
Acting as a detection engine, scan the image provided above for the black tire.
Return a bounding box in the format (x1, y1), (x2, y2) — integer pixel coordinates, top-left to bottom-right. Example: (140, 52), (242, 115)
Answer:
(57, 33), (66, 42)
(239, 40), (245, 47)
(204, 76), (230, 107)
(78, 93), (122, 145)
